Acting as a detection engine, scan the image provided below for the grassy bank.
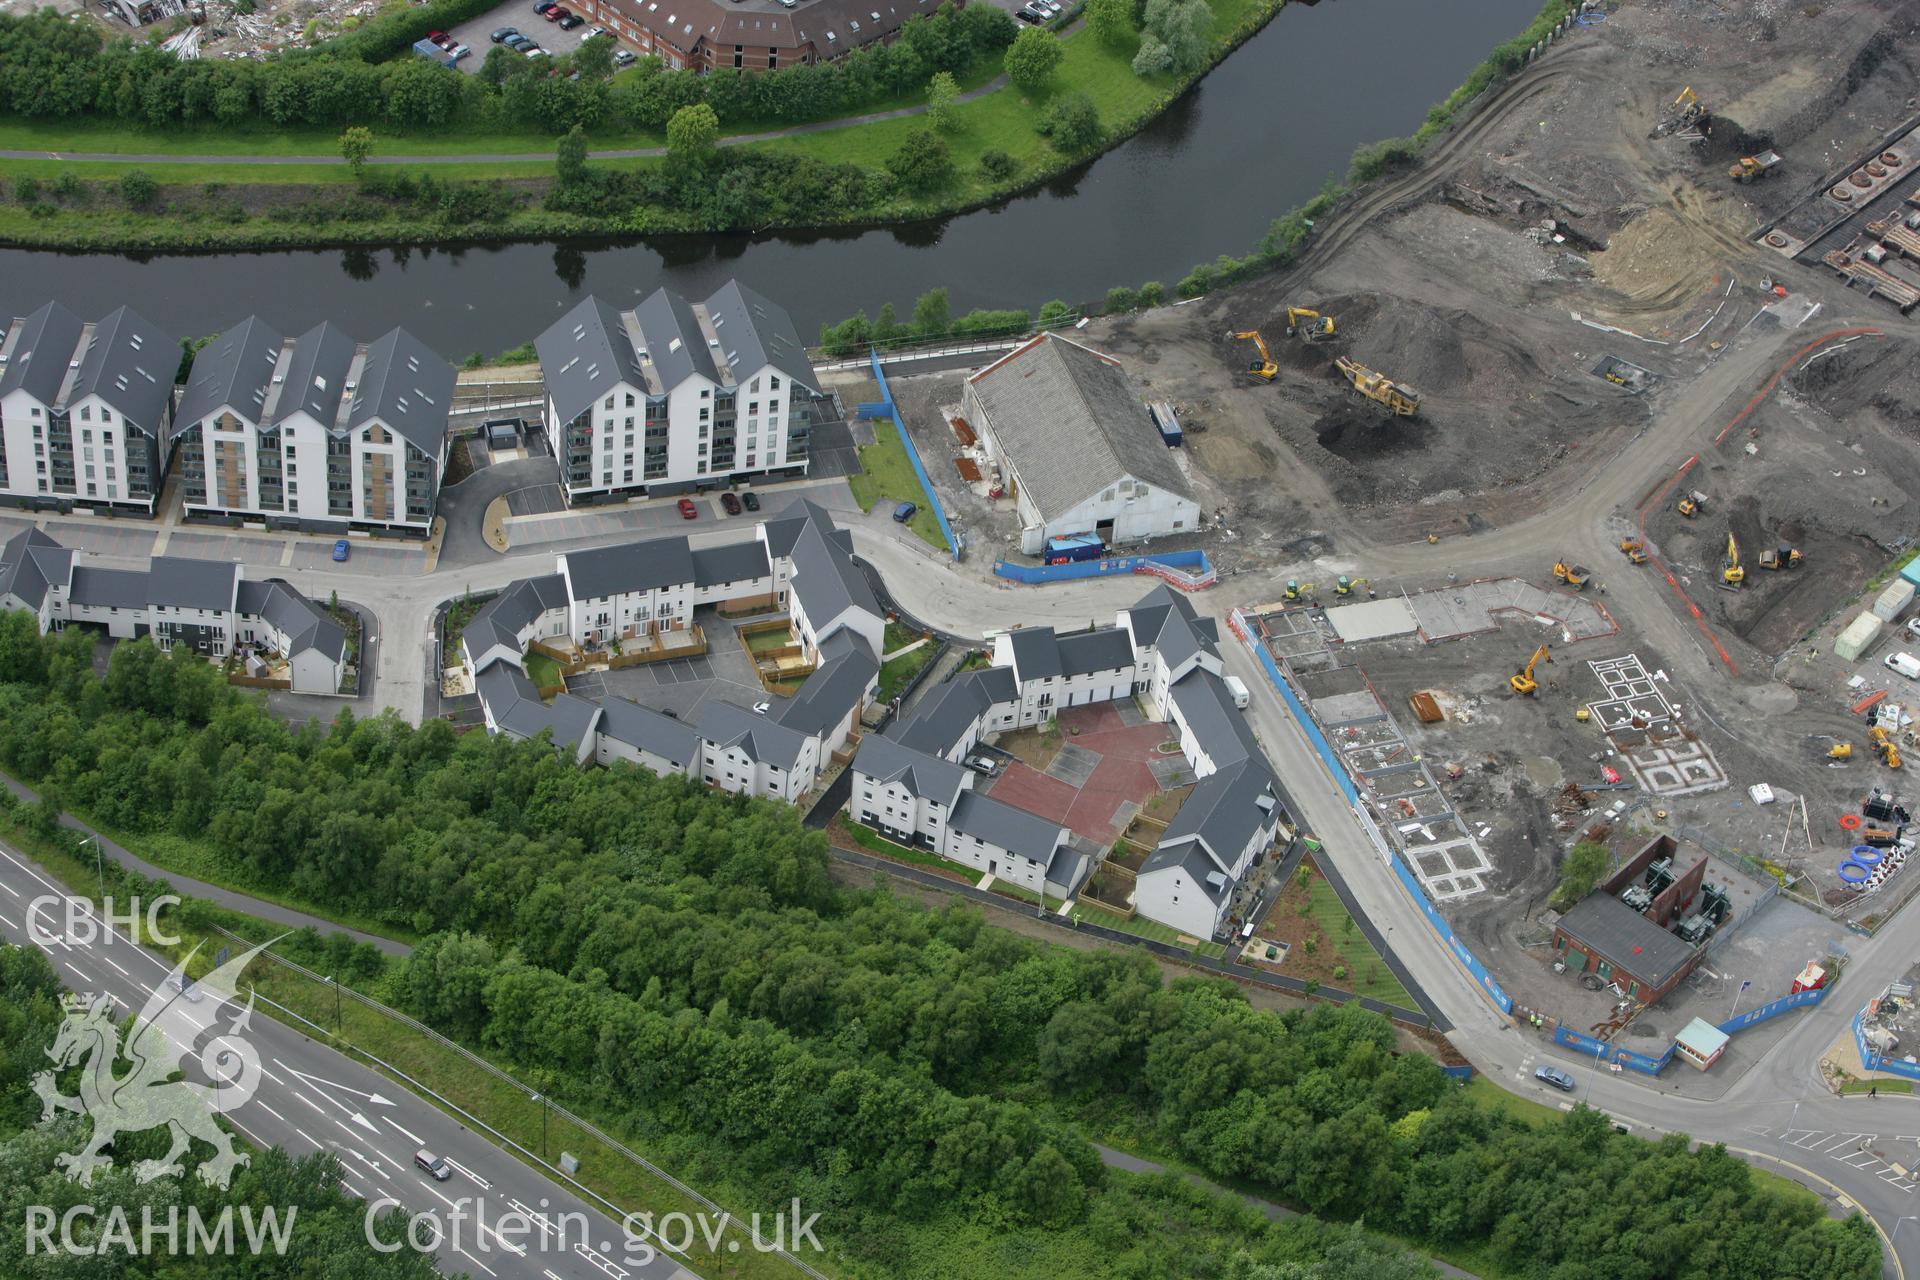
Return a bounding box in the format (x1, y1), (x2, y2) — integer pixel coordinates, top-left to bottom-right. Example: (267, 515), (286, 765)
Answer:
(0, 0), (1282, 251)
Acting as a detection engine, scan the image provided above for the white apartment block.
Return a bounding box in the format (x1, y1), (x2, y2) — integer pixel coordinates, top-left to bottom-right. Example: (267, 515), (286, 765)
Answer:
(533, 280), (833, 505)
(172, 318), (454, 534)
(0, 303), (175, 515)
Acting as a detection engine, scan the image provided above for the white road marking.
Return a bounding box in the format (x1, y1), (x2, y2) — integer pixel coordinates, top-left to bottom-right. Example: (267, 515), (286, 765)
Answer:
(455, 1247), (499, 1278)
(257, 1102), (287, 1124)
(0, 878), (18, 896)
(342, 1178), (363, 1198)
(383, 1115), (425, 1146)
(293, 1126), (322, 1150)
(293, 1089), (326, 1115)
(98, 954), (128, 977)
(445, 1157), (490, 1189)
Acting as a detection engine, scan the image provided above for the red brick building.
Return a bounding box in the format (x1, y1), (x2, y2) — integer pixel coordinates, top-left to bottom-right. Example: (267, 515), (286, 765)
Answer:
(571, 0), (947, 71)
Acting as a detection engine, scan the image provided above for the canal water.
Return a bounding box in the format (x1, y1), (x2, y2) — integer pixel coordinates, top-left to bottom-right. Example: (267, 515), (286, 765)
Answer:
(1, 0), (1541, 355)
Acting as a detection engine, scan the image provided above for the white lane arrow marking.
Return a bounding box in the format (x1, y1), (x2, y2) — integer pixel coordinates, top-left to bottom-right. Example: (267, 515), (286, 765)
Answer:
(382, 1115), (425, 1146)
(276, 1062), (396, 1106)
(444, 1158), (490, 1189)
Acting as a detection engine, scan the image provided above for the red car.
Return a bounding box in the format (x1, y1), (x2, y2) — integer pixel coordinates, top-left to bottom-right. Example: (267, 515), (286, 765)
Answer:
(677, 497), (698, 520)
(542, 5), (568, 20)
(720, 492), (742, 516)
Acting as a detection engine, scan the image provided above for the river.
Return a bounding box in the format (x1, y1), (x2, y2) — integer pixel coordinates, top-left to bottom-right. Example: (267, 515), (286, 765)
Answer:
(0, 0), (1540, 356)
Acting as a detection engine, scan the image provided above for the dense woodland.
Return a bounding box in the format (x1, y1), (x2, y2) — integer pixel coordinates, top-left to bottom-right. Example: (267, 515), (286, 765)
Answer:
(0, 945), (440, 1279)
(0, 3), (1015, 135)
(0, 618), (1883, 1280)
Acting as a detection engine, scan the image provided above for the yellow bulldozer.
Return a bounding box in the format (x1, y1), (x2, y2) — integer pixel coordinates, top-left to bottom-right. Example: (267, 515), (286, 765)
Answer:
(1334, 356), (1420, 416)
(1758, 544), (1803, 570)
(1552, 560), (1590, 590)
(1870, 726), (1904, 770)
(1285, 306), (1336, 342)
(1510, 644), (1552, 697)
(1619, 539), (1648, 564)
(1721, 533), (1745, 587)
(1233, 329), (1277, 381)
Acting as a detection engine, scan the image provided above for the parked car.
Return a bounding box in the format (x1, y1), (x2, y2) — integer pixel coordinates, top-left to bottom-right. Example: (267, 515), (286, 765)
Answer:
(524, 45), (549, 56)
(446, 43), (471, 59)
(557, 13), (583, 28)
(964, 754), (999, 775)
(1908, 616), (1920, 642)
(1016, 6), (1042, 20)
(506, 33), (533, 49)
(721, 492), (742, 515)
(677, 497), (699, 519)
(426, 28), (449, 44)
(752, 701), (771, 715)
(533, 0), (555, 12)
(586, 24), (609, 38)
(542, 5), (568, 21)
(777, 0), (795, 8)
(613, 49), (638, 66)
(491, 26), (518, 41)
(1888, 651), (1920, 681)
(1533, 1065), (1575, 1092)
(331, 538), (350, 562)
(741, 490), (760, 512)
(892, 500), (917, 523)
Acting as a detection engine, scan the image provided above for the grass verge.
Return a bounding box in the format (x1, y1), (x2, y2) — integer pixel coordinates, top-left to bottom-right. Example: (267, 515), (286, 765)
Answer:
(1262, 856), (1416, 1007)
(845, 418), (949, 551)
(877, 644), (935, 701)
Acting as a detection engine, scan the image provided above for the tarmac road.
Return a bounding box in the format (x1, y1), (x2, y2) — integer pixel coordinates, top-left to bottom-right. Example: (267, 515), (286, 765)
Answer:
(0, 843), (712, 1280)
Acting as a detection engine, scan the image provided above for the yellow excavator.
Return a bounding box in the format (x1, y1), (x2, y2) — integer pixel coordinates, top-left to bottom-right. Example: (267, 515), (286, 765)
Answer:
(1282, 579), (1316, 602)
(1677, 490), (1707, 518)
(1233, 329), (1277, 381)
(1552, 560), (1590, 590)
(1870, 726), (1904, 770)
(1285, 306), (1336, 342)
(1335, 356), (1420, 416)
(1619, 539), (1648, 565)
(1510, 643), (1552, 697)
(1672, 85), (1705, 129)
(1721, 533), (1745, 587)
(1758, 544), (1803, 571)
(1334, 575), (1370, 596)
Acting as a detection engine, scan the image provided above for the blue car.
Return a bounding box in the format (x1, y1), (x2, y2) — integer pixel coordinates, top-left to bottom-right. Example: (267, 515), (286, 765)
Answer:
(892, 501), (918, 523)
(331, 539), (351, 562)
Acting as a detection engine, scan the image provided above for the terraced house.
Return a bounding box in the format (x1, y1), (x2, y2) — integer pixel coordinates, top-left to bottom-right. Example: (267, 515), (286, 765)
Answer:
(172, 317), (455, 534)
(0, 302), (175, 515)
(534, 280), (831, 505)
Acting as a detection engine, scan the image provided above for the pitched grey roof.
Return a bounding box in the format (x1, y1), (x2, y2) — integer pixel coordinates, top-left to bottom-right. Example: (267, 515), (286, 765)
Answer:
(534, 296), (649, 428)
(562, 535), (695, 601)
(950, 791), (1065, 864)
(0, 529), (73, 609)
(348, 327), (454, 457)
(68, 305), (176, 433)
(0, 302), (83, 407)
(69, 566), (150, 610)
(1007, 627), (1134, 684)
(851, 731), (969, 806)
(760, 496), (837, 560)
(1138, 836), (1234, 905)
(598, 696), (701, 767)
(1126, 585), (1218, 669)
(174, 316), (285, 439)
(236, 578), (346, 663)
(788, 508), (880, 630)
(704, 279), (819, 395)
(692, 539), (770, 589)
(1006, 628), (1063, 682)
(476, 664), (601, 754)
(968, 333), (1193, 524)
(775, 630), (876, 736)
(270, 321), (357, 428)
(697, 699), (810, 771)
(1170, 668), (1261, 768)
(1558, 894), (1698, 989)
(462, 574), (569, 670)
(146, 556), (239, 613)
(634, 286), (718, 391)
(893, 667), (1015, 757)
(1153, 757), (1281, 874)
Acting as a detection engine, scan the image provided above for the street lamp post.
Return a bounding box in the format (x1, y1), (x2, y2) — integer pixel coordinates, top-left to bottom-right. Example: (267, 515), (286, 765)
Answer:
(86, 834), (104, 905)
(325, 976), (340, 1029)
(530, 1092), (549, 1160)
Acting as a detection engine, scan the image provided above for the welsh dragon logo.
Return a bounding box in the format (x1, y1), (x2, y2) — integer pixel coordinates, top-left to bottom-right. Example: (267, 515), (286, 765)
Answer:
(31, 939), (280, 1190)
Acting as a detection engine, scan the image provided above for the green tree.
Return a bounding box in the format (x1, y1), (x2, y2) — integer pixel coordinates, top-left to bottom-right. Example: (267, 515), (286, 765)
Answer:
(1003, 26), (1063, 92)
(1038, 90), (1101, 152)
(925, 70), (960, 132)
(555, 123), (590, 188)
(1104, 285), (1138, 312)
(1038, 298), (1074, 327)
(1139, 0), (1210, 73)
(573, 33), (615, 80)
(1550, 840), (1612, 910)
(1138, 280), (1165, 306)
(1087, 0), (1135, 47)
(1131, 32), (1172, 75)
(118, 169), (157, 210)
(979, 148), (1017, 181)
(885, 127), (954, 192)
(911, 286), (951, 337)
(665, 102), (720, 169)
(338, 125), (375, 175)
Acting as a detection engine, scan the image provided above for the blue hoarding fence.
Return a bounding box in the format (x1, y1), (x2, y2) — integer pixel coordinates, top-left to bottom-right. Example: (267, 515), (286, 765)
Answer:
(1388, 851), (1514, 1016)
(1720, 986), (1826, 1034)
(867, 350), (959, 562)
(1854, 996), (1920, 1082)
(1244, 634), (1357, 804)
(992, 549), (1214, 587)
(1441, 1065), (1476, 1083)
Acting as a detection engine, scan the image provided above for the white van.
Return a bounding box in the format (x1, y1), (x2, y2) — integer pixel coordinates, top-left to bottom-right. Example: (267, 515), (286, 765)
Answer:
(1223, 675), (1250, 709)
(1886, 651), (1920, 681)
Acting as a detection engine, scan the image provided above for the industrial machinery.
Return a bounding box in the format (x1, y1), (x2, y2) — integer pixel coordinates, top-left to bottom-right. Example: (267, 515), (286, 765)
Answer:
(1677, 490), (1708, 518)
(1829, 742), (1856, 761)
(1722, 533), (1745, 587)
(1282, 579), (1316, 602)
(1759, 544), (1802, 570)
(1619, 539), (1648, 564)
(1334, 575), (1370, 596)
(1553, 560), (1591, 590)
(1729, 151), (1782, 183)
(1664, 85), (1707, 133)
(1285, 306), (1336, 342)
(1334, 356), (1420, 416)
(1233, 329), (1277, 381)
(1870, 726), (1904, 770)
(1510, 643), (1552, 697)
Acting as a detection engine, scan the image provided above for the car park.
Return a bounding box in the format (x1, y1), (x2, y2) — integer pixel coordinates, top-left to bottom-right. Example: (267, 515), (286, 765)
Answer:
(677, 497), (699, 519)
(331, 538), (350, 562)
(964, 754), (999, 775)
(721, 492), (742, 515)
(1533, 1065), (1575, 1092)
(741, 490), (760, 511)
(491, 26), (517, 41)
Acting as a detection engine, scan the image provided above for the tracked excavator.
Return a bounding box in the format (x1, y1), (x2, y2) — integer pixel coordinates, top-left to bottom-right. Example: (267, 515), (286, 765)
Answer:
(1285, 307), (1336, 342)
(1335, 356), (1420, 416)
(1283, 579), (1316, 602)
(1722, 533), (1745, 587)
(1870, 726), (1904, 770)
(1511, 644), (1552, 697)
(1233, 330), (1277, 381)
(1334, 575), (1371, 596)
